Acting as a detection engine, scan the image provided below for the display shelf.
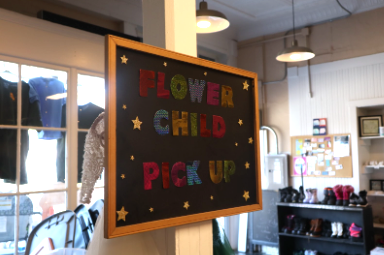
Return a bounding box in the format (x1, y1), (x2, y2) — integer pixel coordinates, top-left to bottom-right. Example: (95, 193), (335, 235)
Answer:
(365, 166), (384, 170)
(360, 136), (384, 140)
(374, 223), (384, 229)
(368, 193), (384, 197)
(277, 204), (374, 254)
(276, 202), (365, 211)
(278, 232), (364, 245)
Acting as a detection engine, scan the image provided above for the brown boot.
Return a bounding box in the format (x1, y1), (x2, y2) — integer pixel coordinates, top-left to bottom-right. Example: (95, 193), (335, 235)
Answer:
(306, 219), (316, 236)
(310, 219), (323, 237)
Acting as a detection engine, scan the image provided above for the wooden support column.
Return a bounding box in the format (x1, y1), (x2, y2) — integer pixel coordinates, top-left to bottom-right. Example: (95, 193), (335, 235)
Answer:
(142, 0), (212, 254)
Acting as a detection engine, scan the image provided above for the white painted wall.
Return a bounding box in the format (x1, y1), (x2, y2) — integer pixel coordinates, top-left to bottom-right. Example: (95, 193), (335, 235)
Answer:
(288, 52), (384, 199)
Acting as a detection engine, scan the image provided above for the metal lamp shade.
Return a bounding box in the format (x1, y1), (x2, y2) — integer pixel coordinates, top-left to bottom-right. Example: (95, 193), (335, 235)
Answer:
(276, 40), (315, 62)
(196, 1), (230, 33)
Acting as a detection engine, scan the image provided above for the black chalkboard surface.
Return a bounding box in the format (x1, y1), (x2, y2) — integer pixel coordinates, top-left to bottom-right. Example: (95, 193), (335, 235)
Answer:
(248, 190), (279, 247)
(105, 35), (261, 238)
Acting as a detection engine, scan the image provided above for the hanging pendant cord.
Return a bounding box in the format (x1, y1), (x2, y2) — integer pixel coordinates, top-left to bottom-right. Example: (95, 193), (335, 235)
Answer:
(292, 0), (296, 41)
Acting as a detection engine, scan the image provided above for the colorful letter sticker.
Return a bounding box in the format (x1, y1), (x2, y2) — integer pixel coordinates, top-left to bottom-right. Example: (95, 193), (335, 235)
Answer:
(153, 109), (169, 135)
(212, 115), (226, 138)
(200, 114), (211, 137)
(172, 111), (189, 136)
(190, 113), (198, 137)
(209, 160), (223, 184)
(171, 162), (187, 187)
(224, 160), (236, 183)
(162, 162), (170, 189)
(186, 160), (202, 185)
(207, 82), (219, 106)
(170, 74), (188, 100)
(143, 162), (160, 190)
(188, 78), (205, 103)
(139, 69), (155, 97)
(157, 72), (170, 99)
(221, 85), (234, 108)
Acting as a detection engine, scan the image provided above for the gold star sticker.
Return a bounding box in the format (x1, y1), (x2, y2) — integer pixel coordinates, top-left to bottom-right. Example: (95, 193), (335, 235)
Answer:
(116, 206), (128, 221)
(132, 116), (142, 130)
(149, 207), (154, 212)
(122, 104), (127, 110)
(164, 62), (167, 67)
(210, 196), (214, 200)
(238, 119), (243, 126)
(121, 174), (125, 179)
(204, 72), (207, 76)
(245, 162), (250, 169)
(183, 201), (190, 210)
(130, 155), (134, 161)
(121, 55), (128, 64)
(235, 142), (238, 147)
(248, 137), (253, 144)
(243, 191), (250, 201)
(243, 81), (249, 91)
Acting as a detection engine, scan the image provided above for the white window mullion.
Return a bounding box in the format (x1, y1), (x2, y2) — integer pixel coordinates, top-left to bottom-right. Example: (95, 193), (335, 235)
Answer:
(66, 68), (78, 210)
(13, 62), (22, 255)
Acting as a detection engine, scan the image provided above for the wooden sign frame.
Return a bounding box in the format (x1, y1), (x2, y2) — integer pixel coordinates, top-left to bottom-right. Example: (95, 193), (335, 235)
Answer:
(105, 35), (262, 238)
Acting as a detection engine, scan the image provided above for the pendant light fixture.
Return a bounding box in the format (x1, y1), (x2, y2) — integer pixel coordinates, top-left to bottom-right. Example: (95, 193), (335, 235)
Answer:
(276, 0), (315, 62)
(196, 0), (230, 33)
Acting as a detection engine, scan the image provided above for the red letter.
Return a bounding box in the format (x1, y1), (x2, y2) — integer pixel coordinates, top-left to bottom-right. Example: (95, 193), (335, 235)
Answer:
(143, 162), (159, 190)
(212, 115), (226, 138)
(207, 82), (219, 106)
(200, 114), (211, 137)
(157, 72), (170, 99)
(171, 162), (187, 187)
(140, 69), (155, 97)
(162, 162), (170, 189)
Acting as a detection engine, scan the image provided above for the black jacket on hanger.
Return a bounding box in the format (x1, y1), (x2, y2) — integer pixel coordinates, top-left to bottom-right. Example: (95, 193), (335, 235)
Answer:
(0, 77), (42, 184)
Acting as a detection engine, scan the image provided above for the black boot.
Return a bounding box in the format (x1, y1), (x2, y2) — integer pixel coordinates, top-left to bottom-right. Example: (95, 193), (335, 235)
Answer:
(321, 188), (331, 204)
(284, 187), (294, 203)
(279, 186), (292, 202)
(322, 220), (332, 237)
(278, 188), (287, 202)
(292, 217), (301, 234)
(283, 215), (295, 233)
(297, 218), (309, 235)
(327, 190), (336, 205)
(298, 186), (305, 203)
(357, 190), (368, 206)
(292, 189), (300, 203)
(349, 193), (359, 206)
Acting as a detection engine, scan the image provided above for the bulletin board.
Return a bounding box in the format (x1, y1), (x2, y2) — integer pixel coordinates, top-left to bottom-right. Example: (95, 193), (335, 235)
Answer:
(290, 134), (352, 178)
(105, 35), (262, 238)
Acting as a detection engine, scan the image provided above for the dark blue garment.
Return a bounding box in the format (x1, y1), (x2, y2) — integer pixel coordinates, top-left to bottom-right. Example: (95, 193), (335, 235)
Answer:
(29, 77), (66, 140)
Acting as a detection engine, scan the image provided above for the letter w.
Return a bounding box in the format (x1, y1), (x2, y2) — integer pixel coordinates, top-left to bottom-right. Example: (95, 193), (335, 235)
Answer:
(188, 78), (205, 103)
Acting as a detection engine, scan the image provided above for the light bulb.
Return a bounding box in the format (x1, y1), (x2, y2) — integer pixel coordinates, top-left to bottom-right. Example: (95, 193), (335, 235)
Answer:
(197, 20), (211, 28)
(290, 53), (302, 61)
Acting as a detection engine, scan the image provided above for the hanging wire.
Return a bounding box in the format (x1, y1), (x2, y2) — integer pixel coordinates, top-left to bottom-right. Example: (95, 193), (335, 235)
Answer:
(336, 0), (352, 15)
(292, 0), (296, 41)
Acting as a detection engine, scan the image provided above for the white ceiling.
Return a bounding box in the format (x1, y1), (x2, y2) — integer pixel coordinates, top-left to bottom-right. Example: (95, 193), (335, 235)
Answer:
(53, 0), (384, 41)
(200, 0), (384, 41)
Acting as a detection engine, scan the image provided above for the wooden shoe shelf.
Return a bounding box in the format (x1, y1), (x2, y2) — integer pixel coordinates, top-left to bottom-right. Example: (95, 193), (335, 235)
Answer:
(277, 203), (374, 254)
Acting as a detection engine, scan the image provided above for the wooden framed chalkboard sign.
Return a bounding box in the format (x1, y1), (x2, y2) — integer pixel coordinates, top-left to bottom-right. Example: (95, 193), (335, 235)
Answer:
(105, 35), (261, 238)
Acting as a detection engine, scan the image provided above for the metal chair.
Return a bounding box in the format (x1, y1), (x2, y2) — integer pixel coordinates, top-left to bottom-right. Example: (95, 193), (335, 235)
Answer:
(74, 204), (94, 249)
(25, 210), (77, 255)
(88, 199), (104, 226)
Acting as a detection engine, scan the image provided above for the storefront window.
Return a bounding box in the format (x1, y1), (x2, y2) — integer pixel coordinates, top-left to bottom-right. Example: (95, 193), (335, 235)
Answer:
(0, 59), (70, 255)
